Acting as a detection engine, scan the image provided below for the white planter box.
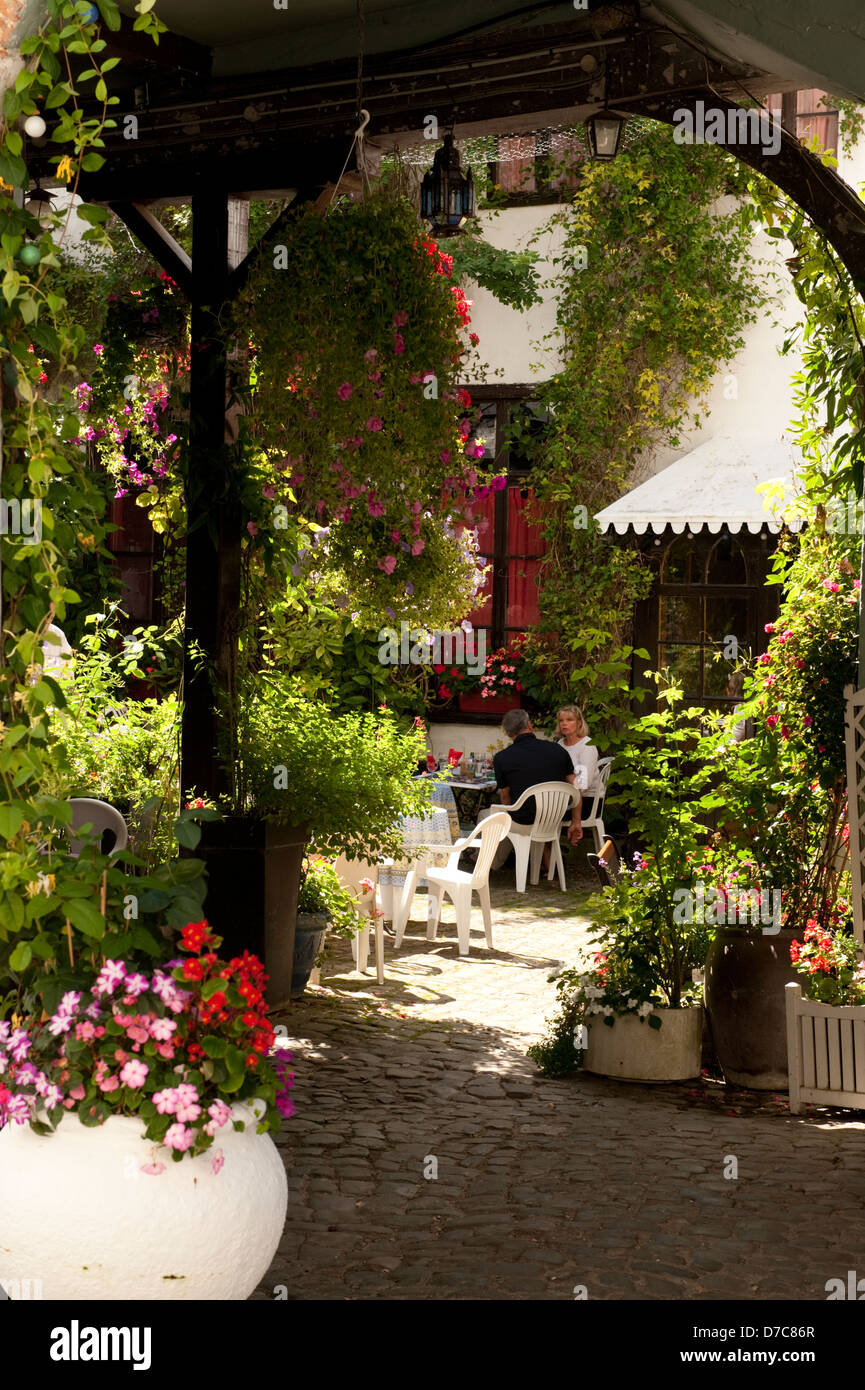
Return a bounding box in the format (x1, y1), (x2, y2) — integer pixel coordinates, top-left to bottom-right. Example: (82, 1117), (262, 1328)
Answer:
(583, 1005), (703, 1083)
(0, 1102), (287, 1300)
(786, 982), (865, 1113)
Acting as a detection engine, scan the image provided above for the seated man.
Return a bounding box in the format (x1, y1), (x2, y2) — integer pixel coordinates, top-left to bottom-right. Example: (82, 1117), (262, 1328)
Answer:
(478, 708), (581, 866)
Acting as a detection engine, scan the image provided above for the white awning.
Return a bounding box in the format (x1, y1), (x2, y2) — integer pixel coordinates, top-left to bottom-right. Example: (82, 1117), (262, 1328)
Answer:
(594, 435), (805, 536)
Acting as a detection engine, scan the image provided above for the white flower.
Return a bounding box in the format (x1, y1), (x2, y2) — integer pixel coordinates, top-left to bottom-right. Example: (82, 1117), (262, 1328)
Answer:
(588, 1003), (602, 1014)
(602, 1006), (613, 1017)
(637, 1001), (653, 1018)
(627, 999), (637, 1008)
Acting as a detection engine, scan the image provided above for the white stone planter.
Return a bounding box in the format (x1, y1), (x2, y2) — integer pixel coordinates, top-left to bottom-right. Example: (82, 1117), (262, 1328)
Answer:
(583, 1005), (703, 1083)
(0, 1102), (287, 1300)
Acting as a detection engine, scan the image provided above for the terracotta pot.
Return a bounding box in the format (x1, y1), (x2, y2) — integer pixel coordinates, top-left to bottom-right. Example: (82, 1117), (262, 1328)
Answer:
(583, 1006), (703, 1083)
(704, 928), (799, 1090)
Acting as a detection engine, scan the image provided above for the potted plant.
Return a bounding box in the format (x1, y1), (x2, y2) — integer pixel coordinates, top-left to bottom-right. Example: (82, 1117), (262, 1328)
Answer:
(456, 640), (525, 714)
(786, 907), (865, 1112)
(0, 920), (293, 1300)
(529, 679), (716, 1082)
(205, 669), (429, 1004)
(702, 532), (855, 1088)
(529, 853), (710, 1082)
(292, 857), (368, 998)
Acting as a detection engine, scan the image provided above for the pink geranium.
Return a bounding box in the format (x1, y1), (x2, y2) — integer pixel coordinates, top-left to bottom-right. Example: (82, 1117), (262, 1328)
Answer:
(377, 555), (397, 575)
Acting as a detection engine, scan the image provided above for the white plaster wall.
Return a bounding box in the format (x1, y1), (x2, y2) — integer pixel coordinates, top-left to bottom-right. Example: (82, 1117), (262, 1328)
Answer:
(464, 205), (565, 386)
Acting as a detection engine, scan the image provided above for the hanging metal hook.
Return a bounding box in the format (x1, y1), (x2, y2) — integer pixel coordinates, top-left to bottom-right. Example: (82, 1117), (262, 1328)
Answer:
(355, 108), (370, 139)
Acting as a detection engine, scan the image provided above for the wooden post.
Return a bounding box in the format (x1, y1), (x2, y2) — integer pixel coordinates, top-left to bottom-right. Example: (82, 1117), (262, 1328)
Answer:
(180, 190), (247, 800)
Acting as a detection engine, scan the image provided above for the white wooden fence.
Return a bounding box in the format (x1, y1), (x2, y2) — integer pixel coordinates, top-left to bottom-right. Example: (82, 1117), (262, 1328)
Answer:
(786, 983), (865, 1113)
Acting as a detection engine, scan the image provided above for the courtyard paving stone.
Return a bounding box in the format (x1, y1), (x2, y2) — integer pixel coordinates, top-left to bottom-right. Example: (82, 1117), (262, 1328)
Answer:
(254, 854), (865, 1300)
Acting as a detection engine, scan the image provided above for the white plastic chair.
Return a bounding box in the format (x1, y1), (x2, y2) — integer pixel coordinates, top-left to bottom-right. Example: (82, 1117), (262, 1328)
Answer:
(425, 811), (512, 956)
(67, 799), (128, 858)
(333, 857), (384, 985)
(505, 782), (581, 892)
(580, 757), (613, 853)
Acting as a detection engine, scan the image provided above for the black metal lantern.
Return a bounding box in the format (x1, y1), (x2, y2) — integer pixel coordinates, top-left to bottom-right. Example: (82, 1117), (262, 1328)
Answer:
(584, 109), (625, 162)
(420, 133), (475, 236)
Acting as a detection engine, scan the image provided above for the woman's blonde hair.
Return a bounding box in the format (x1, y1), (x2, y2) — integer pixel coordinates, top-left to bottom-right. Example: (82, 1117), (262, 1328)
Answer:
(557, 704), (589, 737)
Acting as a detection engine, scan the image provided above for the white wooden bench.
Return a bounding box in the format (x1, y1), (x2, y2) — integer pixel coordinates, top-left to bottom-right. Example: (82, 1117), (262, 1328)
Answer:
(785, 982), (865, 1113)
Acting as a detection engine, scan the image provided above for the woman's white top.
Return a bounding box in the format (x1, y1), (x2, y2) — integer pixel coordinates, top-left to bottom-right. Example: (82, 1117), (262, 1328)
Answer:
(559, 736), (600, 793)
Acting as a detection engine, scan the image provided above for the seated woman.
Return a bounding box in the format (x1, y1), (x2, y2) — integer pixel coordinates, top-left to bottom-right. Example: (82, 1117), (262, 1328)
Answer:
(556, 704), (600, 794)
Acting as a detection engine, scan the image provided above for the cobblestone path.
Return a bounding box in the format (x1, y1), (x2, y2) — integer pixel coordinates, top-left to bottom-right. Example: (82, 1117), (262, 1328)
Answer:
(255, 859), (865, 1301)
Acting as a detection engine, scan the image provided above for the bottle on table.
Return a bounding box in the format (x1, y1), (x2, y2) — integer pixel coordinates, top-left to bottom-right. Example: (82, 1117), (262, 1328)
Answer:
(467, 752), (475, 780)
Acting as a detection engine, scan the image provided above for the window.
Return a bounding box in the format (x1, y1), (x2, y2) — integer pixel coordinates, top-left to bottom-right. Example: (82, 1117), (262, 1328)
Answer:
(486, 132), (584, 205)
(656, 531), (768, 705)
(459, 392), (549, 651)
(765, 90), (839, 156)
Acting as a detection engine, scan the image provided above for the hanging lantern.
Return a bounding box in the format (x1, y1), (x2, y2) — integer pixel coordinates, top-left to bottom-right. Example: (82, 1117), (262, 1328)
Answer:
(584, 109), (625, 162)
(420, 133), (475, 236)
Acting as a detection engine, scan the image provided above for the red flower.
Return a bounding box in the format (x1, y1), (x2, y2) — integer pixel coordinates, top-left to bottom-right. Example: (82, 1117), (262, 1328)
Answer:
(180, 920), (211, 952)
(182, 959), (204, 981)
(208, 991), (227, 1011)
(246, 1054), (260, 1068)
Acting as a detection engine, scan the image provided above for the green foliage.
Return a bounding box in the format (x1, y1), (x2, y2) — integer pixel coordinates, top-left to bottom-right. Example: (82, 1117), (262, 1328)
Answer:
(449, 233), (542, 311)
(750, 171), (865, 503)
(297, 857), (365, 940)
(703, 529), (855, 935)
(224, 668), (430, 860)
(522, 123), (766, 721)
(39, 607), (183, 864)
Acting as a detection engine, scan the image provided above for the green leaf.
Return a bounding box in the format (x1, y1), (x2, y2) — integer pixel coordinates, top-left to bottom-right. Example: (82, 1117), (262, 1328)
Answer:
(96, 0), (123, 30)
(8, 941), (32, 971)
(0, 803), (26, 839)
(225, 1043), (247, 1075)
(202, 1034), (227, 1058)
(202, 978), (228, 1002)
(173, 818), (201, 849)
(64, 898), (106, 940)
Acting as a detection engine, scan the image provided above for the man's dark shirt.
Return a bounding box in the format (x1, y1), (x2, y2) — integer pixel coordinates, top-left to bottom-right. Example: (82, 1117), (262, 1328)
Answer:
(493, 732), (574, 824)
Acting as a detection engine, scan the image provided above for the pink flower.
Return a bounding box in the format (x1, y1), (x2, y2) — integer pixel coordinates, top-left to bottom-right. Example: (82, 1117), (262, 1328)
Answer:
(93, 960), (126, 996)
(368, 499), (386, 518)
(411, 538), (425, 556)
(392, 311), (409, 327)
(211, 1149), (225, 1175)
(337, 381), (353, 401)
(246, 521), (259, 537)
(491, 475), (507, 491)
(126, 1025), (149, 1045)
(440, 450), (452, 465)
(174, 1083), (201, 1123)
(119, 1059), (148, 1088)
(757, 653), (771, 666)
(208, 1100), (231, 1127)
(377, 555), (397, 575)
(393, 334), (405, 354)
(163, 1123), (195, 1152)
(363, 348), (378, 362)
(149, 1017), (176, 1042)
(803, 715), (813, 727)
(764, 623), (774, 634)
(98, 1074), (120, 1094)
(855, 579), (861, 590)
(154, 1042), (175, 1060)
(93, 343), (104, 355)
(390, 529), (401, 543)
(766, 714), (779, 728)
(366, 417), (383, 432)
(153, 1088), (178, 1115)
(123, 973), (149, 998)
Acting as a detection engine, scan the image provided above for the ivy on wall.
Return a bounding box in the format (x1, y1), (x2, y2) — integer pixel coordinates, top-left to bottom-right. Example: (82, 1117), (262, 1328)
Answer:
(516, 122), (768, 730)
